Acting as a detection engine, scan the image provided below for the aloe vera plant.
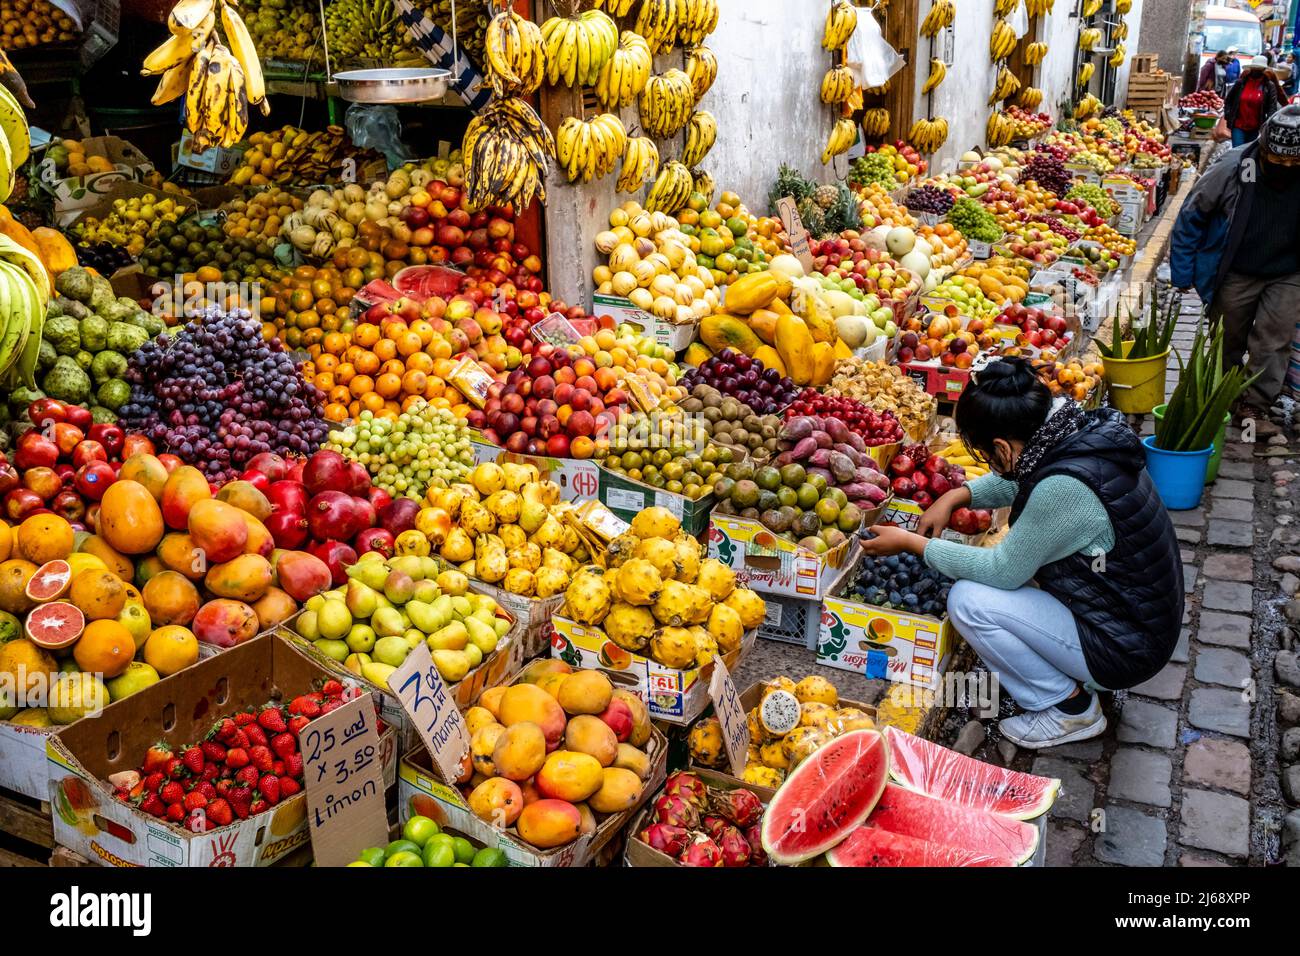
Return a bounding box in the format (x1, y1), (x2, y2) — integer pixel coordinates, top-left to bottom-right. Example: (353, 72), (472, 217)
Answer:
(1095, 290), (1177, 360)
(1154, 323), (1260, 452)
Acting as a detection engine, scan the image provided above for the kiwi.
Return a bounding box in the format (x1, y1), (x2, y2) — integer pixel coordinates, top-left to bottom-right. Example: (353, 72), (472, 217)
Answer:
(731, 428), (749, 446)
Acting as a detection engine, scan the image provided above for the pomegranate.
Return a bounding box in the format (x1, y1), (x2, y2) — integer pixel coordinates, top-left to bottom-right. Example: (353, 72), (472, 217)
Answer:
(355, 527), (395, 558)
(368, 486), (393, 514)
(350, 495), (376, 533)
(663, 770), (709, 811)
(266, 480), (309, 516)
(677, 833), (723, 867)
(718, 826), (753, 867)
(307, 490), (364, 542)
(285, 458), (306, 483)
(246, 452), (289, 482)
(238, 469), (271, 493)
(651, 793), (699, 830)
(308, 539), (358, 586)
(265, 511), (310, 549)
(345, 461), (372, 497)
(377, 497), (420, 535)
(302, 450), (352, 496)
(638, 823), (688, 858)
(708, 786), (763, 828)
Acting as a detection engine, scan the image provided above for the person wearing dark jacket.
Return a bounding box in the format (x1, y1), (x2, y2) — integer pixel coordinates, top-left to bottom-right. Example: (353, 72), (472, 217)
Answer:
(860, 359), (1183, 749)
(1199, 49), (1233, 97)
(1224, 55), (1281, 145)
(1170, 104), (1300, 415)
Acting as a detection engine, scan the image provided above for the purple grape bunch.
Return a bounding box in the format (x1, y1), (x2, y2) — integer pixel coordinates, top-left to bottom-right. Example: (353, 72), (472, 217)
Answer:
(681, 349), (801, 415)
(1018, 150), (1072, 198)
(118, 305), (329, 483)
(904, 184), (955, 216)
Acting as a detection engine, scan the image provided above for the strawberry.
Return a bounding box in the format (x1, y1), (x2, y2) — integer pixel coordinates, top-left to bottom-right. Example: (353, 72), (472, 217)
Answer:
(283, 752), (304, 779)
(235, 765), (260, 787)
(206, 798), (233, 827)
(320, 698), (343, 715)
(249, 745), (275, 773)
(160, 780), (185, 805)
(113, 787), (130, 801)
(201, 763), (220, 782)
(140, 793), (166, 817)
(257, 708), (287, 733)
(322, 679), (343, 698)
(165, 757), (185, 779)
(249, 796), (269, 816)
(259, 775), (280, 805)
(234, 711), (258, 726)
(195, 781), (218, 801)
(278, 776), (301, 798)
(270, 732), (296, 759)
(182, 791), (208, 811)
(288, 715), (310, 738)
(143, 771), (165, 794)
(229, 729), (251, 749)
(272, 760), (285, 776)
(215, 779), (233, 796)
(224, 747), (250, 769)
(181, 746), (206, 775)
(288, 695), (321, 719)
(243, 725), (268, 749)
(211, 718), (237, 743)
(142, 743), (173, 774)
(229, 786), (252, 819)
(165, 803), (185, 823)
(201, 740), (227, 763)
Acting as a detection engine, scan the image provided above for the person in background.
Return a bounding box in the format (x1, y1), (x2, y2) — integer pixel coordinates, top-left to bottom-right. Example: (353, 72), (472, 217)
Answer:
(1170, 105), (1300, 422)
(859, 359), (1183, 749)
(1224, 55), (1281, 146)
(1286, 54), (1299, 98)
(1272, 63), (1294, 103)
(1226, 46), (1242, 86)
(1199, 49), (1234, 97)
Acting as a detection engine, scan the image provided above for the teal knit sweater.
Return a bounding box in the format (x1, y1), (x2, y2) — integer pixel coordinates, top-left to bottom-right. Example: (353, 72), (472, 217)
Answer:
(923, 472), (1115, 590)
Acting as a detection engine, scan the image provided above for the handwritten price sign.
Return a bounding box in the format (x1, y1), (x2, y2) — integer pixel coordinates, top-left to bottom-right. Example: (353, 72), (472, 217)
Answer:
(776, 196), (815, 273)
(708, 657), (749, 776)
(387, 640), (471, 783)
(302, 694), (388, 867)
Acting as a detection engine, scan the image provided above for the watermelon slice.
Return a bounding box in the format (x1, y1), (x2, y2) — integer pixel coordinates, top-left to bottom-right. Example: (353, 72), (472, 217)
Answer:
(392, 265), (466, 301)
(761, 728), (889, 865)
(866, 782), (1039, 864)
(883, 725), (1060, 819)
(26, 559), (72, 601)
(24, 600), (85, 649)
(826, 826), (1015, 867)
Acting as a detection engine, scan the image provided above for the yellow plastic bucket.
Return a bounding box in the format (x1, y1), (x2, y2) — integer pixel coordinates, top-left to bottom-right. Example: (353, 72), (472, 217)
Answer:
(1102, 347), (1169, 414)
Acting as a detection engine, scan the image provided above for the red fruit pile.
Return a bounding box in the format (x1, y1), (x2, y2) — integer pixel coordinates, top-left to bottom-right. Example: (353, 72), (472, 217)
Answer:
(636, 771), (767, 868)
(994, 303), (1071, 350)
(1179, 90), (1222, 112)
(2, 399), (170, 528)
(887, 442), (967, 510)
(785, 389), (904, 446)
(949, 505), (993, 536)
(111, 682), (370, 829)
(1050, 198), (1105, 228)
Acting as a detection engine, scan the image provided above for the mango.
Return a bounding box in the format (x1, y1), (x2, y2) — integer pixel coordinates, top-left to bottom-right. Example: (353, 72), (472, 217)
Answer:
(160, 466), (211, 530)
(612, 742), (652, 780)
(564, 714), (618, 766)
(556, 669), (613, 716)
(188, 499), (249, 564)
(492, 722), (547, 781)
(586, 767), (643, 814)
(498, 683), (567, 749)
(470, 722), (506, 776)
(468, 777), (524, 826)
(216, 481), (272, 521)
(535, 750), (603, 802)
(205, 554), (274, 602)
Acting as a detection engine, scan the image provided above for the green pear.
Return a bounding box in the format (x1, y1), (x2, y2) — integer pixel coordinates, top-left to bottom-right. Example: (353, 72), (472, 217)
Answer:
(389, 556), (426, 580)
(351, 561), (391, 591)
(314, 639), (350, 662)
(430, 595), (454, 628)
(295, 609), (320, 641)
(406, 600), (442, 634)
(464, 616), (499, 655)
(344, 652), (371, 676)
(384, 570), (416, 605)
(430, 648), (471, 683)
(412, 579), (440, 603)
(305, 594), (326, 612)
(317, 599), (353, 640)
(403, 628), (427, 650)
(397, 608), (412, 630)
(428, 620), (468, 651)
(361, 661), (398, 686)
(450, 596), (473, 619)
(372, 592), (393, 611)
(346, 580), (380, 619)
(463, 643), (483, 669)
(372, 636), (412, 668)
(493, 617), (510, 638)
(418, 556), (441, 580)
(371, 606), (406, 638)
(519, 499), (547, 534)
(346, 623), (377, 654)
(471, 606), (496, 627)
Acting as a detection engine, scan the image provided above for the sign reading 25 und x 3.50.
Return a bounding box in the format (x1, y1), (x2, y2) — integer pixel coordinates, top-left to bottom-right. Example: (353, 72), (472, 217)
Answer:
(302, 693), (389, 867)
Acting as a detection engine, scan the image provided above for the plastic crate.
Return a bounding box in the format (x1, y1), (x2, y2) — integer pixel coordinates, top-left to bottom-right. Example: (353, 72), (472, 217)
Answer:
(756, 592), (822, 650)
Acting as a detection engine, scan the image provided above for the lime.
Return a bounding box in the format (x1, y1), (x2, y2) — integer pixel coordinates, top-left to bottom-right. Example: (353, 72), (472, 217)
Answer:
(347, 860), (374, 867)
(384, 850), (424, 867)
(451, 836), (476, 865)
(473, 847), (508, 867)
(422, 841), (456, 868)
(357, 846), (386, 867)
(384, 838), (420, 859)
(402, 815), (440, 848)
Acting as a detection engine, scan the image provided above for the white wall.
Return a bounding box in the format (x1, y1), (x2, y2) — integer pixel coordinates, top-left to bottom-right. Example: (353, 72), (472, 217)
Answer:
(913, 0), (999, 173)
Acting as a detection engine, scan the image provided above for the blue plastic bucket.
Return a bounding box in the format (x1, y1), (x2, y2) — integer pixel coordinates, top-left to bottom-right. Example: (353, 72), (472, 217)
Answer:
(1141, 435), (1213, 510)
(1152, 404), (1231, 483)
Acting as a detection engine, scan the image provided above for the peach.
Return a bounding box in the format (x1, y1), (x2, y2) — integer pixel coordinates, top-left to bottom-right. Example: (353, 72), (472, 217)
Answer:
(564, 714), (618, 767)
(161, 466), (211, 529)
(535, 750), (603, 803)
(204, 553), (273, 602)
(515, 799), (581, 848)
(556, 669), (612, 716)
(188, 499), (249, 563)
(191, 599), (259, 648)
(497, 683), (566, 750)
(492, 722), (547, 781)
(586, 767), (643, 814)
(468, 777), (523, 827)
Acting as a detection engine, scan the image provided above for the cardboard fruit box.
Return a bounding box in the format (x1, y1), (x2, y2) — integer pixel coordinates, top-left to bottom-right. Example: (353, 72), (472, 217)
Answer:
(464, 581), (562, 660)
(45, 634), (398, 868)
(589, 293), (700, 352)
(470, 434), (601, 502)
(596, 463), (716, 537)
(0, 721), (57, 800)
(623, 767), (772, 867)
(548, 615), (757, 724)
(705, 512), (860, 601)
(37, 135), (157, 224)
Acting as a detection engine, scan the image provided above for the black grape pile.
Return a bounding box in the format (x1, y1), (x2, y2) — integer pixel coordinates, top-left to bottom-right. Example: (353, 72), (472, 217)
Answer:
(844, 551), (952, 617)
(1018, 150), (1071, 198)
(74, 243), (136, 275)
(905, 184), (955, 215)
(680, 350), (801, 415)
(119, 306), (328, 482)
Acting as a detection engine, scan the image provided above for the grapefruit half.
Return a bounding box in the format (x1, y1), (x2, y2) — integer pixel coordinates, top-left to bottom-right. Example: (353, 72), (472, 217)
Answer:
(25, 559), (72, 601)
(25, 600), (86, 650)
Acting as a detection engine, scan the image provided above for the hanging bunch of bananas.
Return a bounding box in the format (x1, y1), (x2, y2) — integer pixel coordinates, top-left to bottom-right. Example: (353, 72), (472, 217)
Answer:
(686, 45), (718, 101)
(594, 30), (653, 109)
(988, 65), (1021, 105)
(1024, 41), (1047, 65)
(1109, 44), (1126, 68)
(991, 18), (1016, 61)
(920, 0), (955, 38)
(822, 117), (857, 164)
(635, 0), (684, 55)
(556, 113), (627, 184)
(596, 0), (637, 16)
(1016, 86), (1044, 110)
(463, 97), (554, 211)
(1077, 61), (1095, 87)
(639, 68), (694, 138)
(691, 168), (714, 205)
(1079, 27), (1101, 52)
(994, 0), (1018, 15)
(821, 65), (856, 104)
(1074, 93), (1102, 119)
(861, 108), (889, 138)
(1024, 0), (1054, 15)
(0, 82), (30, 204)
(822, 0), (858, 52)
(908, 117), (949, 154)
(987, 111), (1015, 148)
(1113, 20), (1129, 41)
(1115, 0), (1131, 13)
(616, 135), (659, 194)
(644, 160), (693, 213)
(921, 58), (946, 95)
(1081, 0), (1102, 16)
(485, 7), (545, 97)
(681, 110), (716, 167)
(677, 0), (720, 47)
(0, 233), (50, 389)
(865, 78), (892, 95)
(324, 0), (422, 65)
(540, 6), (618, 87)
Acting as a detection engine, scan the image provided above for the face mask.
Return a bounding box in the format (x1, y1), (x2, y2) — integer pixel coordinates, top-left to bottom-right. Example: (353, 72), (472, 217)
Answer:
(1263, 157), (1300, 184)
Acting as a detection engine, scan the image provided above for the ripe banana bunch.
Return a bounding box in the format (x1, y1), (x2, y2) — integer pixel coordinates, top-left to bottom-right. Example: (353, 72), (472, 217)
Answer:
(908, 116), (949, 154)
(822, 117), (856, 164)
(635, 0), (685, 55)
(1113, 20), (1129, 41)
(1109, 44), (1126, 68)
(0, 83), (30, 204)
(686, 45), (718, 102)
(677, 0), (720, 48)
(644, 160), (693, 213)
(691, 168), (715, 205)
(988, 65), (1021, 105)
(616, 135), (659, 194)
(822, 0), (858, 52)
(1024, 42), (1047, 66)
(463, 97), (554, 212)
(994, 0), (1018, 16)
(639, 68), (694, 138)
(1024, 0), (1054, 15)
(0, 234), (50, 389)
(183, 38), (252, 152)
(1079, 28), (1101, 52)
(682, 110), (716, 167)
(541, 9), (618, 87)
(485, 8), (545, 96)
(920, 0), (955, 38)
(1081, 0), (1102, 17)
(861, 108), (890, 138)
(1074, 93), (1102, 120)
(987, 111), (1016, 148)
(596, 0), (637, 16)
(595, 31), (653, 109)
(1115, 0), (1131, 12)
(1016, 86), (1044, 110)
(922, 58), (946, 95)
(1077, 61), (1095, 87)
(990, 19), (1016, 61)
(821, 65), (856, 104)
(865, 79), (892, 95)
(556, 113), (627, 184)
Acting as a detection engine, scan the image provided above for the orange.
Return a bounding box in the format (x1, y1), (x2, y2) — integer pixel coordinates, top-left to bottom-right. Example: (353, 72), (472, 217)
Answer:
(325, 403), (349, 422)
(315, 372), (336, 392)
(380, 358), (405, 377)
(410, 320), (434, 345)
(143, 625), (200, 676)
(68, 569), (128, 621)
(0, 523), (10, 563)
(375, 372), (402, 399)
(354, 350), (381, 376)
(0, 638), (57, 697)
(406, 352), (434, 374)
(349, 375), (374, 397)
(17, 514), (74, 564)
(401, 369), (427, 394)
(322, 331), (348, 354)
(74, 619), (135, 678)
(335, 362), (356, 385)
(430, 338), (452, 360)
(0, 559), (38, 614)
(354, 323), (380, 348)
(329, 385), (351, 406)
(360, 392), (386, 413)
(373, 338), (397, 362)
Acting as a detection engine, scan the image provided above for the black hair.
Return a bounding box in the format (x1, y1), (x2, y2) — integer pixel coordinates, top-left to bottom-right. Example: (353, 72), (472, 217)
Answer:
(954, 357), (1053, 463)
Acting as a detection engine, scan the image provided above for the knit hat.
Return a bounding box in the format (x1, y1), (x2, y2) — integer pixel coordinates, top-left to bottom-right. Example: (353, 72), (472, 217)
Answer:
(1263, 105), (1300, 158)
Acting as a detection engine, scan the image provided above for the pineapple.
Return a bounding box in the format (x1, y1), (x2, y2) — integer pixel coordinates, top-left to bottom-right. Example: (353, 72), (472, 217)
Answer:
(813, 184), (839, 209)
(796, 196), (827, 239)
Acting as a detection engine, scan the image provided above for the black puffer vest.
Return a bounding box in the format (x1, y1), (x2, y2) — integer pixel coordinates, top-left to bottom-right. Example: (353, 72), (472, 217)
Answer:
(1009, 408), (1184, 689)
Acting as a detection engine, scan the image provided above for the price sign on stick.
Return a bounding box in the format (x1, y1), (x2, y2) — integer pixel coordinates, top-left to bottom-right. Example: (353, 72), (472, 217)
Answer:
(388, 641), (471, 783)
(708, 656), (750, 776)
(301, 694), (388, 868)
(776, 196), (815, 273)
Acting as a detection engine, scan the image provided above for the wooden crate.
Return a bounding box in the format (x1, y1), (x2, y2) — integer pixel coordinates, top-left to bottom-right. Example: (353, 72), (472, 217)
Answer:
(0, 786), (54, 868)
(1127, 72), (1177, 110)
(1132, 53), (1159, 74)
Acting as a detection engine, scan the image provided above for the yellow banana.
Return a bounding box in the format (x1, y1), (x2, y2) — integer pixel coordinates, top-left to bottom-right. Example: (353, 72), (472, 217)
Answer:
(922, 58), (946, 95)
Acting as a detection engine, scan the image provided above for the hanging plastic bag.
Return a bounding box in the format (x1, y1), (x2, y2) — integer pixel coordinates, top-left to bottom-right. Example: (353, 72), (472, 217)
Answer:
(844, 9), (903, 90)
(1008, 0), (1029, 40)
(346, 103), (416, 172)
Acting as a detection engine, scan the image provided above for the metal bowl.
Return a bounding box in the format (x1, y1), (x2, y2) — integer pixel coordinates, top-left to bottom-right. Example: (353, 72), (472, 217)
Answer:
(332, 68), (451, 104)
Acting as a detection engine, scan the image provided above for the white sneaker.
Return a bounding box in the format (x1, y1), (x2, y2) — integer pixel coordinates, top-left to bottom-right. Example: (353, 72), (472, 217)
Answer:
(998, 694), (1107, 750)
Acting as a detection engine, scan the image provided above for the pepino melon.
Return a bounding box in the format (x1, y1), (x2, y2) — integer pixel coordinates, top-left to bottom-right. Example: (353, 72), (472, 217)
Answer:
(760, 728), (889, 864)
(826, 826), (1015, 867)
(883, 726), (1060, 819)
(864, 783), (1039, 864)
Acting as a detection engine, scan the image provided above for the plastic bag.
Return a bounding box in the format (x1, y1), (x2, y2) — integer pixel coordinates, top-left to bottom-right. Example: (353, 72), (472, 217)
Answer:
(845, 9), (903, 90)
(1008, 0), (1029, 39)
(346, 103), (416, 171)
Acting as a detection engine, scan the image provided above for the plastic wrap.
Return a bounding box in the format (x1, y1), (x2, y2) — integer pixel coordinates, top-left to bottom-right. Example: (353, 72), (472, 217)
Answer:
(884, 725), (1060, 819)
(865, 782), (1038, 864)
(345, 104), (415, 170)
(844, 9), (903, 90)
(1008, 0), (1029, 40)
(827, 825), (1014, 867)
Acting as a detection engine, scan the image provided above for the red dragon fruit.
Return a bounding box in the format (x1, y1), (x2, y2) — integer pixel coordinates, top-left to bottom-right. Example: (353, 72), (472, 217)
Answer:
(718, 826), (753, 867)
(744, 824), (769, 866)
(663, 770), (709, 810)
(700, 814), (730, 842)
(652, 793), (700, 829)
(678, 833), (723, 867)
(638, 823), (688, 858)
(708, 786), (764, 828)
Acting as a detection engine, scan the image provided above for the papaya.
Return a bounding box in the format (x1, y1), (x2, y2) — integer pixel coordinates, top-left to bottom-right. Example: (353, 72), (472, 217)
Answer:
(774, 314), (815, 386)
(723, 272), (780, 314)
(752, 345), (786, 377)
(30, 228), (77, 278)
(699, 313), (762, 356)
(768, 297), (794, 316)
(0, 215), (50, 295)
(801, 299), (837, 345)
(811, 341), (836, 386)
(747, 308), (779, 344)
(833, 338), (853, 360)
(682, 341), (712, 367)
